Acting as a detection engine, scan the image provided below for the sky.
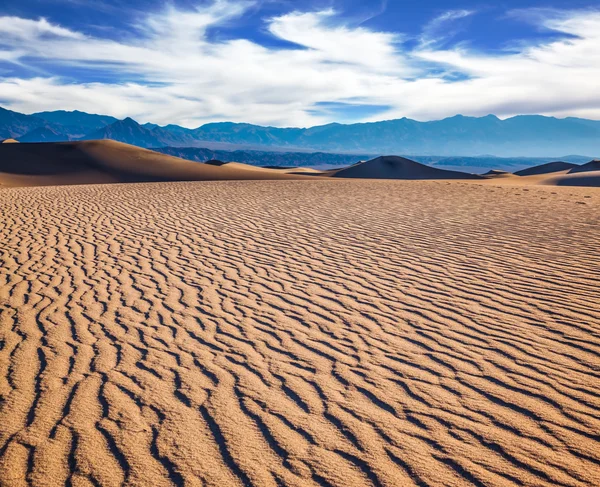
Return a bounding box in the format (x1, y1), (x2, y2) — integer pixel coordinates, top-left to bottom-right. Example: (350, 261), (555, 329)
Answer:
(0, 0), (599, 128)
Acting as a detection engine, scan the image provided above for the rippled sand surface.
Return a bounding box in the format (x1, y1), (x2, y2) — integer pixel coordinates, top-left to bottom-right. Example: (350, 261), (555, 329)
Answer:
(1, 180), (599, 487)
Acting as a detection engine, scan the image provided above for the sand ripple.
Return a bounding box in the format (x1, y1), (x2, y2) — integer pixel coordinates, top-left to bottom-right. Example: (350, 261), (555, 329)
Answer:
(0, 180), (599, 486)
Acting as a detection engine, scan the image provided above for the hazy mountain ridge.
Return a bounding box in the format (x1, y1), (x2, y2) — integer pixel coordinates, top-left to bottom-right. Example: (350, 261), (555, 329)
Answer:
(156, 147), (593, 171)
(188, 115), (600, 156)
(154, 147), (370, 167)
(2, 106), (600, 157)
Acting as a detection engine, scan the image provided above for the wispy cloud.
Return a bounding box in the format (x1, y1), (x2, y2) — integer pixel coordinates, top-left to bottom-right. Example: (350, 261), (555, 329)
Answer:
(0, 16), (85, 41)
(418, 9), (474, 48)
(0, 3), (599, 126)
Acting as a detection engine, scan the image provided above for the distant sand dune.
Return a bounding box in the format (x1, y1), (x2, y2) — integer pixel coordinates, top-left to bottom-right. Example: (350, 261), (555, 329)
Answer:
(545, 170), (600, 187)
(332, 156), (483, 179)
(1, 180), (599, 486)
(568, 160), (600, 174)
(514, 161), (577, 176)
(0, 140), (307, 187)
(2, 142), (600, 188)
(480, 169), (600, 188)
(482, 169), (514, 178)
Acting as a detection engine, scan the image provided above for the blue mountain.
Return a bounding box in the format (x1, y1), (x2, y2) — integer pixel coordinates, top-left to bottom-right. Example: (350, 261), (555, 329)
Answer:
(3, 106), (600, 157)
(0, 107), (46, 139)
(32, 110), (118, 138)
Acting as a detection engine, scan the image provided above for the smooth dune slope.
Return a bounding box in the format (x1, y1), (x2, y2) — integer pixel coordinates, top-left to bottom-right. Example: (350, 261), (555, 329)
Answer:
(481, 170), (514, 178)
(475, 166), (600, 188)
(0, 140), (307, 187)
(568, 160), (600, 174)
(514, 161), (577, 176)
(1, 180), (599, 487)
(332, 156), (482, 179)
(544, 170), (600, 187)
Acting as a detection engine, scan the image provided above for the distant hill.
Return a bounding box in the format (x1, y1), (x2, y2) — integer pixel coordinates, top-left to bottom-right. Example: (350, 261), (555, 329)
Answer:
(2, 106), (600, 156)
(331, 156), (482, 179)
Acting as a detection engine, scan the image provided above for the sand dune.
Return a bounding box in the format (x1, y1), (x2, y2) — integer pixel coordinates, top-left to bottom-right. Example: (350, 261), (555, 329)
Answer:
(544, 170), (600, 187)
(479, 170), (600, 188)
(0, 140), (306, 187)
(332, 156), (482, 180)
(568, 160), (600, 174)
(514, 161), (577, 176)
(2, 142), (600, 190)
(1, 180), (599, 486)
(482, 170), (514, 178)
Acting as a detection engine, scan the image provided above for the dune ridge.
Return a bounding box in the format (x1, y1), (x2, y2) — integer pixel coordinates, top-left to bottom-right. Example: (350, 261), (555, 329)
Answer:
(0, 140), (308, 187)
(3, 141), (600, 187)
(544, 170), (600, 187)
(331, 156), (483, 180)
(0, 179), (599, 486)
(568, 160), (600, 174)
(514, 161), (577, 176)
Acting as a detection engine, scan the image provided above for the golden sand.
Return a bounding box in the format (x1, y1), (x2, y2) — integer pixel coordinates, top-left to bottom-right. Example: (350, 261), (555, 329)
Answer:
(0, 180), (599, 486)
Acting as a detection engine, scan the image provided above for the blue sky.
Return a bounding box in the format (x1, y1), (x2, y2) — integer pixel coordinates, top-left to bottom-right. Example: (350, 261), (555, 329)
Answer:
(0, 0), (599, 127)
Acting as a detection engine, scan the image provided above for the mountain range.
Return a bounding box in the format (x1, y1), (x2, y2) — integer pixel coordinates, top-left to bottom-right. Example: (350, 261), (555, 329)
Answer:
(2, 106), (600, 157)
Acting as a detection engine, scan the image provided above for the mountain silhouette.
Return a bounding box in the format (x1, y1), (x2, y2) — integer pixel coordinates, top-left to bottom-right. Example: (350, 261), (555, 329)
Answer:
(2, 106), (600, 157)
(80, 118), (196, 148)
(33, 110), (117, 137)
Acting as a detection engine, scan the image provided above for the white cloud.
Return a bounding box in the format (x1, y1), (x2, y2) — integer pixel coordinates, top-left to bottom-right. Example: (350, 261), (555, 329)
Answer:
(419, 9), (474, 48)
(0, 16), (84, 41)
(268, 9), (408, 74)
(0, 4), (599, 126)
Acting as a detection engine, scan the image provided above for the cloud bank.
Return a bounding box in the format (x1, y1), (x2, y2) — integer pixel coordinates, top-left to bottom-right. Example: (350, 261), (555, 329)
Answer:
(0, 3), (599, 127)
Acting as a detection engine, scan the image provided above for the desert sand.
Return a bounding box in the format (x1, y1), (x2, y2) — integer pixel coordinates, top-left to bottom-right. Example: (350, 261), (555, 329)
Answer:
(1, 178), (599, 487)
